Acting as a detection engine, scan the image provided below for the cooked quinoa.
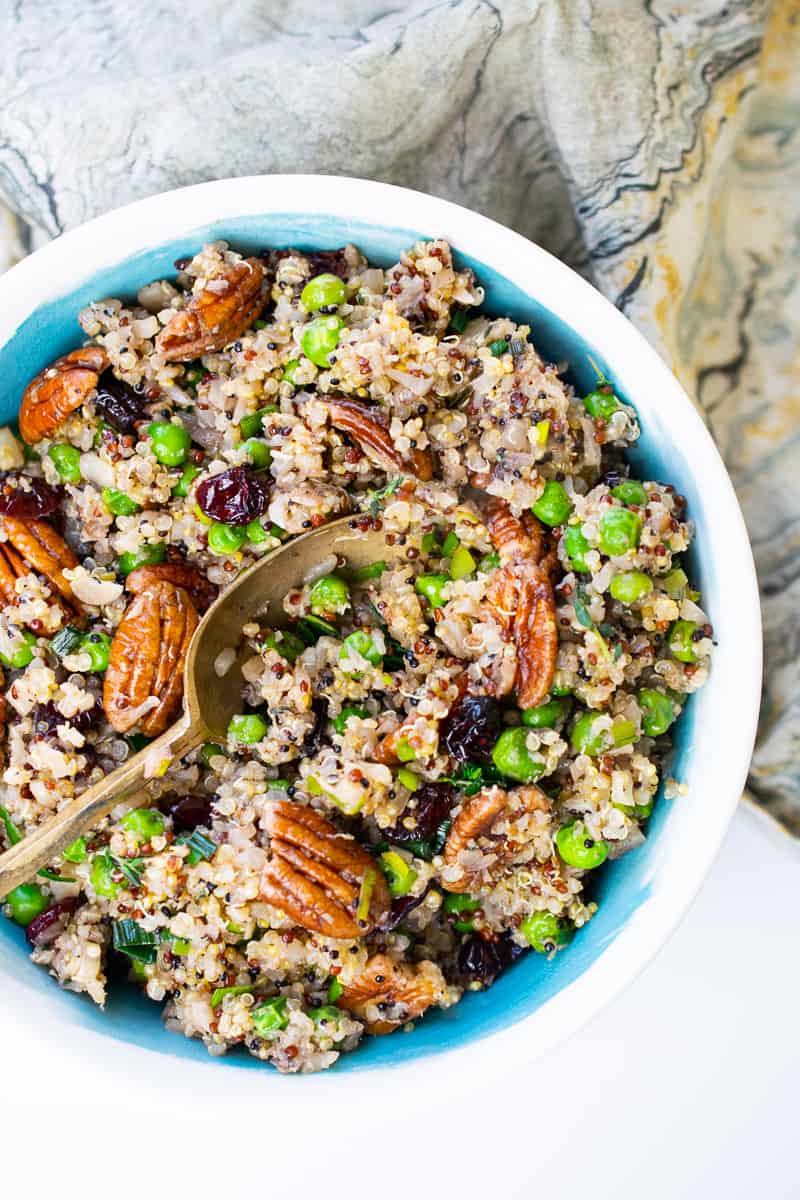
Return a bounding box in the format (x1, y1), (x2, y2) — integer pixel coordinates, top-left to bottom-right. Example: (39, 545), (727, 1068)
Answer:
(0, 239), (712, 1072)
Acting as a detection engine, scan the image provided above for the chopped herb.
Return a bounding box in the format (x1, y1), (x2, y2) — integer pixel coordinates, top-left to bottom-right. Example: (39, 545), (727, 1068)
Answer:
(488, 338), (508, 357)
(49, 624), (84, 658)
(448, 308), (470, 334)
(440, 761), (504, 797)
(0, 804), (22, 846)
(36, 868), (72, 883)
(572, 588), (594, 629)
(297, 614), (338, 644)
(175, 829), (217, 865)
(211, 984), (254, 1008)
(111, 855), (146, 888)
(367, 475), (404, 517)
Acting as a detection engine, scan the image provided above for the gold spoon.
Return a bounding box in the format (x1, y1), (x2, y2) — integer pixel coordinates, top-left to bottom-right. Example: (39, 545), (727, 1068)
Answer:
(0, 515), (387, 899)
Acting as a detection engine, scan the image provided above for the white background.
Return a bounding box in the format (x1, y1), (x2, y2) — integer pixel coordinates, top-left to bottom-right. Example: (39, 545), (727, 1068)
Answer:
(2, 801), (796, 1200)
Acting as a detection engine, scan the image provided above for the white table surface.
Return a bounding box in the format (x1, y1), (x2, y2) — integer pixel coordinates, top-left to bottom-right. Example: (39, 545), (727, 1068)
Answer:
(3, 800), (797, 1200)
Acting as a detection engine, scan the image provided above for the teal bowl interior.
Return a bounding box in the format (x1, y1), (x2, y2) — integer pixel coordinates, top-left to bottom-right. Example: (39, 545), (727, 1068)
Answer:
(0, 214), (704, 1072)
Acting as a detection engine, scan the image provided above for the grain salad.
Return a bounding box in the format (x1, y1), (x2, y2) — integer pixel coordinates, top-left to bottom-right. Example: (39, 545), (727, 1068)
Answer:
(0, 239), (712, 1072)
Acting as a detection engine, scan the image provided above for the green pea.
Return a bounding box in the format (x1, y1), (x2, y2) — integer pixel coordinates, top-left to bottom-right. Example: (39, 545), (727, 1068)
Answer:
(521, 697), (569, 728)
(488, 338), (508, 356)
(668, 619), (700, 663)
(339, 630), (383, 673)
(521, 910), (573, 953)
(612, 480), (647, 507)
(450, 545), (476, 580)
(90, 851), (119, 898)
(243, 518), (270, 545)
(564, 525), (591, 573)
(172, 463), (201, 498)
(599, 507), (642, 556)
(243, 438), (271, 469)
(251, 996), (289, 1035)
(478, 550), (500, 573)
(570, 711), (606, 757)
(102, 488), (140, 517)
(0, 631), (37, 670)
(47, 443), (81, 484)
(263, 629), (306, 664)
(308, 1005), (345, 1032)
(350, 560), (387, 584)
(228, 713), (269, 744)
(491, 727), (545, 783)
(396, 766), (420, 792)
(118, 543), (166, 576)
(301, 316), (343, 368)
(239, 407), (276, 439)
(6, 883), (48, 926)
(638, 688), (677, 737)
(301, 273), (347, 312)
(63, 835), (88, 864)
(609, 571), (652, 604)
(333, 706), (368, 734)
(200, 742), (226, 767)
(555, 820), (608, 870)
(415, 573), (449, 609)
(532, 480), (571, 527)
(281, 360), (301, 385)
(309, 574), (351, 616)
(120, 807), (165, 841)
(583, 387), (620, 420)
(550, 674), (572, 696)
(80, 631), (112, 672)
(207, 522), (248, 555)
(662, 567), (688, 600)
(380, 850), (417, 898)
(441, 531), (460, 557)
(147, 421), (190, 467)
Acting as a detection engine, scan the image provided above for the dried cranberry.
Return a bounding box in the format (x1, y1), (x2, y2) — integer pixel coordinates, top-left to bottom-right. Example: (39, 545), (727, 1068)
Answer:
(441, 695), (502, 763)
(384, 783), (455, 846)
(0, 475), (60, 521)
(382, 883), (432, 931)
(32, 698), (100, 739)
(161, 793), (213, 832)
(195, 466), (269, 526)
(93, 370), (147, 434)
(301, 698), (328, 757)
(457, 931), (525, 985)
(307, 249), (349, 279)
(25, 897), (77, 946)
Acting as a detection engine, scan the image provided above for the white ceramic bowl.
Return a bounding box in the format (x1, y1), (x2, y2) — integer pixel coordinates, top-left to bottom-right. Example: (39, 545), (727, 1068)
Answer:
(0, 176), (761, 1094)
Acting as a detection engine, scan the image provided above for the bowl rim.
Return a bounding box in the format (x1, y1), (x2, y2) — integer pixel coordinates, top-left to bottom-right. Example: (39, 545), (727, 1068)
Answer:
(0, 174), (762, 1092)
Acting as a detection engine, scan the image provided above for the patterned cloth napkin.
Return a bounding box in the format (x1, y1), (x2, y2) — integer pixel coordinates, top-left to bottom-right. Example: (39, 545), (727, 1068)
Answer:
(0, 1), (797, 829)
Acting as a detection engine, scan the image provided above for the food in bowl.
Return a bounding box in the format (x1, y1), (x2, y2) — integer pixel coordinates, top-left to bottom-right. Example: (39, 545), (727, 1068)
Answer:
(0, 238), (712, 1072)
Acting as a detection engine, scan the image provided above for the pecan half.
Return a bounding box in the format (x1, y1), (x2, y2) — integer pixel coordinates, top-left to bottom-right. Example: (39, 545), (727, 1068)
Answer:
(442, 783), (550, 892)
(19, 346), (109, 444)
(125, 562), (217, 612)
(260, 801), (391, 939)
(483, 500), (557, 708)
(103, 581), (199, 735)
(324, 398), (434, 481)
(336, 953), (447, 1034)
(0, 518), (84, 626)
(156, 259), (267, 361)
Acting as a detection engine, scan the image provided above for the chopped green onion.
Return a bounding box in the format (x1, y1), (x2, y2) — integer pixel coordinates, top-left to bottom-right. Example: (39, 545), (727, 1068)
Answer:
(356, 868), (376, 923)
(488, 338), (508, 356)
(49, 625), (84, 659)
(448, 308), (470, 334)
(297, 614), (338, 644)
(0, 804), (23, 846)
(175, 829), (217, 866)
(211, 984), (254, 1008)
(112, 919), (159, 964)
(251, 996), (289, 1035)
(396, 766), (420, 792)
(328, 976), (344, 1003)
(350, 560), (387, 584)
(62, 835), (88, 864)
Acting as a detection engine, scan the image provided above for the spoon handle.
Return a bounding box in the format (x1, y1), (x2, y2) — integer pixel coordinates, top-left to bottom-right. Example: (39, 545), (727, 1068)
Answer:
(0, 712), (206, 900)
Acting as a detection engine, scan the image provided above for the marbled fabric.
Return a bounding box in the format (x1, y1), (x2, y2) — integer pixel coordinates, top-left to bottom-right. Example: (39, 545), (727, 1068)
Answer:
(0, 0), (797, 828)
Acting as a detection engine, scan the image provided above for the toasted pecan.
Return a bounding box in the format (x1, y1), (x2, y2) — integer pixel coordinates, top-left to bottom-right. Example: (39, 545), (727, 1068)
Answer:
(483, 499), (557, 708)
(324, 398), (434, 481)
(261, 801), (392, 939)
(442, 783), (550, 892)
(125, 562), (217, 612)
(156, 258), (267, 361)
(0, 518), (84, 627)
(336, 953), (447, 1034)
(103, 581), (198, 735)
(19, 346), (109, 444)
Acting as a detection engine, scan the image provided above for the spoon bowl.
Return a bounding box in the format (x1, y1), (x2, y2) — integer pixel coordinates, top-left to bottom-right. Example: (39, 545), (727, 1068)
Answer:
(0, 514), (387, 897)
